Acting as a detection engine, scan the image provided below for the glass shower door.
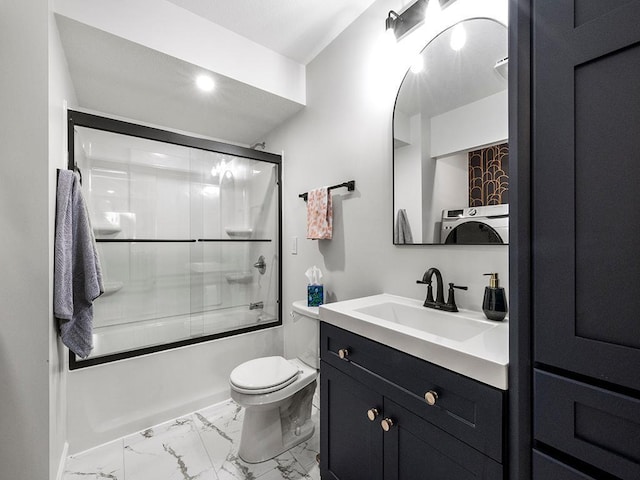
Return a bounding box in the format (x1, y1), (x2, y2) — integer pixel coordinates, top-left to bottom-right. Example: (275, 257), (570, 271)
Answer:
(68, 110), (281, 368)
(189, 150), (279, 337)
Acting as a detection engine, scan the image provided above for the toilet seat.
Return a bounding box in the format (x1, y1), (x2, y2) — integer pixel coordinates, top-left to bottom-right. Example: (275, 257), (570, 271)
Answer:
(230, 356), (300, 395)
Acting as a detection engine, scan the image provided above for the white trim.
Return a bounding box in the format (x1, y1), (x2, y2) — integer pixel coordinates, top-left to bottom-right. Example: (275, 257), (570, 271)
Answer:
(55, 441), (69, 480)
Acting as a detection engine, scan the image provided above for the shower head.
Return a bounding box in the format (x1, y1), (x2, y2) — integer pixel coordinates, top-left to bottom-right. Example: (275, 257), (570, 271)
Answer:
(250, 141), (266, 150)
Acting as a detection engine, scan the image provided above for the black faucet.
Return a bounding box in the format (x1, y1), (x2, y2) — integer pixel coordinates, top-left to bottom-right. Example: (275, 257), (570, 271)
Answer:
(416, 268), (468, 312)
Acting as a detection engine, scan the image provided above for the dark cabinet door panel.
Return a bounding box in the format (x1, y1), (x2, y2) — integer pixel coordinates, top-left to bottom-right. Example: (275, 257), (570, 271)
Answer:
(383, 399), (503, 480)
(320, 361), (383, 480)
(534, 370), (640, 479)
(533, 0), (640, 392)
(532, 450), (598, 480)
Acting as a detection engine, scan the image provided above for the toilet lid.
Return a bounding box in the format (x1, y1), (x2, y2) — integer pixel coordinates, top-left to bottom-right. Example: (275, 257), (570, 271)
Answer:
(230, 356), (299, 392)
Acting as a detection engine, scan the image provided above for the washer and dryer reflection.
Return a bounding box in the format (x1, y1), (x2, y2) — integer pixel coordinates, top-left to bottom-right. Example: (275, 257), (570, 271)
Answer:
(440, 204), (509, 244)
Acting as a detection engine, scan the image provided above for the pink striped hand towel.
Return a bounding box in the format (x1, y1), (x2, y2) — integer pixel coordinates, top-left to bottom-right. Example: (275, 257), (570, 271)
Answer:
(306, 188), (333, 240)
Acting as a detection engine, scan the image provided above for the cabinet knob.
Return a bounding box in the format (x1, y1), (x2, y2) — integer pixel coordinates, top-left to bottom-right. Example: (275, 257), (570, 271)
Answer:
(424, 390), (439, 406)
(338, 348), (350, 360)
(367, 408), (379, 421)
(380, 418), (395, 432)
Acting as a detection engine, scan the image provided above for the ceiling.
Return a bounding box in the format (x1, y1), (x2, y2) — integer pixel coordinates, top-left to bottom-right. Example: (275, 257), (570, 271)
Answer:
(55, 0), (377, 147)
(164, 0), (378, 65)
(57, 15), (305, 147)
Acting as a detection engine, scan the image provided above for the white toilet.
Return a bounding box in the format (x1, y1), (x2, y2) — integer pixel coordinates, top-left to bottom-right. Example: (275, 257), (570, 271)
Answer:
(229, 301), (320, 463)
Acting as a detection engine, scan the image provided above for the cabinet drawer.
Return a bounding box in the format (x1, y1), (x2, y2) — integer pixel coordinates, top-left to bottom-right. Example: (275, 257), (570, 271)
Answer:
(532, 450), (598, 480)
(321, 322), (504, 462)
(534, 369), (640, 480)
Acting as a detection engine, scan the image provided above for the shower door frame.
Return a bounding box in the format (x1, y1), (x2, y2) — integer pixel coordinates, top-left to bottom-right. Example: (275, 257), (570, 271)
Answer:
(66, 110), (282, 370)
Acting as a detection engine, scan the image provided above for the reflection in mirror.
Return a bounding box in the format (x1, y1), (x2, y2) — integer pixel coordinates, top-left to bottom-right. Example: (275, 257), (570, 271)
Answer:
(393, 18), (508, 245)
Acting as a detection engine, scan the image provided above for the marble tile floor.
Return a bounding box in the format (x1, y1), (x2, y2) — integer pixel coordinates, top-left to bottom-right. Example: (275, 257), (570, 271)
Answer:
(62, 397), (320, 480)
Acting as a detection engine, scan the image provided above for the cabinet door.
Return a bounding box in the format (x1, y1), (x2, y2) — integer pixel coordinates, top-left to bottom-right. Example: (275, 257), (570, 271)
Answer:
(320, 362), (383, 480)
(533, 0), (640, 391)
(533, 450), (598, 480)
(382, 399), (503, 480)
(534, 370), (640, 479)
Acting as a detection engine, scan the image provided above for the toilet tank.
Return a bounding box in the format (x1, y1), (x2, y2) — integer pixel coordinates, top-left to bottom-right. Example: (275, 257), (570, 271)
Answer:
(290, 300), (320, 369)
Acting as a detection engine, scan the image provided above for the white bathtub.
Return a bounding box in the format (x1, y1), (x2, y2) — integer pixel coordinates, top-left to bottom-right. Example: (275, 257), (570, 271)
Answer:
(68, 318), (283, 453)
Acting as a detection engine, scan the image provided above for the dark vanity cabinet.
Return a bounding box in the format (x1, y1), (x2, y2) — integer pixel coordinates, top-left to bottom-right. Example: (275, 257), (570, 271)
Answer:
(320, 323), (505, 480)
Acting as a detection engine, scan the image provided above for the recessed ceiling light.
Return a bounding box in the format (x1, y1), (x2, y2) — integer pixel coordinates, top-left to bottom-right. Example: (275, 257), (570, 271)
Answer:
(196, 74), (215, 93)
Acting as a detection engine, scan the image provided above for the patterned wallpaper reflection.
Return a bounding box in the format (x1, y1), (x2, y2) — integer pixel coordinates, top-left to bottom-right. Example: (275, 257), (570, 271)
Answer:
(469, 142), (509, 207)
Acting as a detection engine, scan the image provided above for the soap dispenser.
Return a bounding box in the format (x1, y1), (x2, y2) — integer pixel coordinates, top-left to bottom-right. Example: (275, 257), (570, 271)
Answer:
(482, 273), (508, 321)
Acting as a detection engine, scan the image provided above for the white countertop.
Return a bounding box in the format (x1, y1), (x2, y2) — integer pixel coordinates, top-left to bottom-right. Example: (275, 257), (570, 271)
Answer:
(319, 293), (509, 390)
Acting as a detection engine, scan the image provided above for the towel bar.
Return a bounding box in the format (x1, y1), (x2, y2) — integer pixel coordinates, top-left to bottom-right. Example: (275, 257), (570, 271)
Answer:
(299, 180), (355, 201)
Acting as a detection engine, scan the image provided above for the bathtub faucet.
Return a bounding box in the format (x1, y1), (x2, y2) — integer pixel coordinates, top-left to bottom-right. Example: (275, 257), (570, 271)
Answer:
(250, 301), (264, 310)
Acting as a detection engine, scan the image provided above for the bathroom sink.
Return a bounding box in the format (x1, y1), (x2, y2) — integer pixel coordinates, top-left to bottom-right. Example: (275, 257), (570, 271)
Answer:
(319, 294), (509, 389)
(354, 302), (496, 342)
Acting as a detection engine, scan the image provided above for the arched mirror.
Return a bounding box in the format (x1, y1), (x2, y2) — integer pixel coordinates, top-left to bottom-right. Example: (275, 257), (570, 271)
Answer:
(393, 18), (509, 245)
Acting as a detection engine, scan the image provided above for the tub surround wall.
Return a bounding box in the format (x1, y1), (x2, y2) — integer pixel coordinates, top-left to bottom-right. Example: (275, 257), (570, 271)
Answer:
(263, 0), (509, 360)
(68, 327), (282, 453)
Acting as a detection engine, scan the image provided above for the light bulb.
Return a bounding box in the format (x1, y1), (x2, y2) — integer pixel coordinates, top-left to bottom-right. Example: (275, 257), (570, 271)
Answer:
(410, 55), (424, 73)
(195, 74), (215, 92)
(450, 24), (467, 51)
(425, 0), (442, 22)
(384, 26), (397, 46)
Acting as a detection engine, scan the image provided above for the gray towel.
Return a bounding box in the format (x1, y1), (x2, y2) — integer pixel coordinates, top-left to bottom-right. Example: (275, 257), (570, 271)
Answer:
(54, 170), (103, 358)
(394, 209), (414, 244)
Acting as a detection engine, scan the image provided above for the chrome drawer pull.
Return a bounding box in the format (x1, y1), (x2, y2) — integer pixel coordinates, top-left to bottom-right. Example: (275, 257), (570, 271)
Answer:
(424, 390), (439, 406)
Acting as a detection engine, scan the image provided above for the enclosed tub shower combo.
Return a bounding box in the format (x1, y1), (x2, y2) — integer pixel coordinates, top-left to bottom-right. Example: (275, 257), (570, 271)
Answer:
(67, 111), (282, 368)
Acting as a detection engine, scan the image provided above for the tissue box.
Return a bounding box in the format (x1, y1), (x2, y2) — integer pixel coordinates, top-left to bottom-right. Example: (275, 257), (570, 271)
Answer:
(307, 284), (324, 307)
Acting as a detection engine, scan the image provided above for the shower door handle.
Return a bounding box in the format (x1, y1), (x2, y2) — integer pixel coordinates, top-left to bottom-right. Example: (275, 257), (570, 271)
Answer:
(253, 255), (266, 274)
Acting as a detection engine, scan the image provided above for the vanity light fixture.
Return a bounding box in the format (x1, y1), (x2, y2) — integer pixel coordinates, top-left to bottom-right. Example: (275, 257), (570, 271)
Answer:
(384, 0), (457, 42)
(385, 10), (400, 40)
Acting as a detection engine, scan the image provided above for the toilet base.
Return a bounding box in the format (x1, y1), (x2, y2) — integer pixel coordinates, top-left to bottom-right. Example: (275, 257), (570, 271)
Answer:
(237, 380), (316, 463)
(238, 415), (315, 464)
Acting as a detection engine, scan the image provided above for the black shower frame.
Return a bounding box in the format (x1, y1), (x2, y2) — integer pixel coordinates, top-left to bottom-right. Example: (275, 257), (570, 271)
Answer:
(67, 110), (283, 370)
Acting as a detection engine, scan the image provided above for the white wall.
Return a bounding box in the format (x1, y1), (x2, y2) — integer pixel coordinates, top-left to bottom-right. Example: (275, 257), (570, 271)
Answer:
(0, 2), (53, 479)
(430, 152), (469, 222)
(394, 114), (423, 242)
(264, 0), (509, 360)
(49, 2), (79, 477)
(431, 89), (508, 158)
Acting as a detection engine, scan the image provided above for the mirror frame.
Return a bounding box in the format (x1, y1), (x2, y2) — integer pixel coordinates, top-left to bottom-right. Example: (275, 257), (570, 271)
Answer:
(392, 17), (509, 246)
